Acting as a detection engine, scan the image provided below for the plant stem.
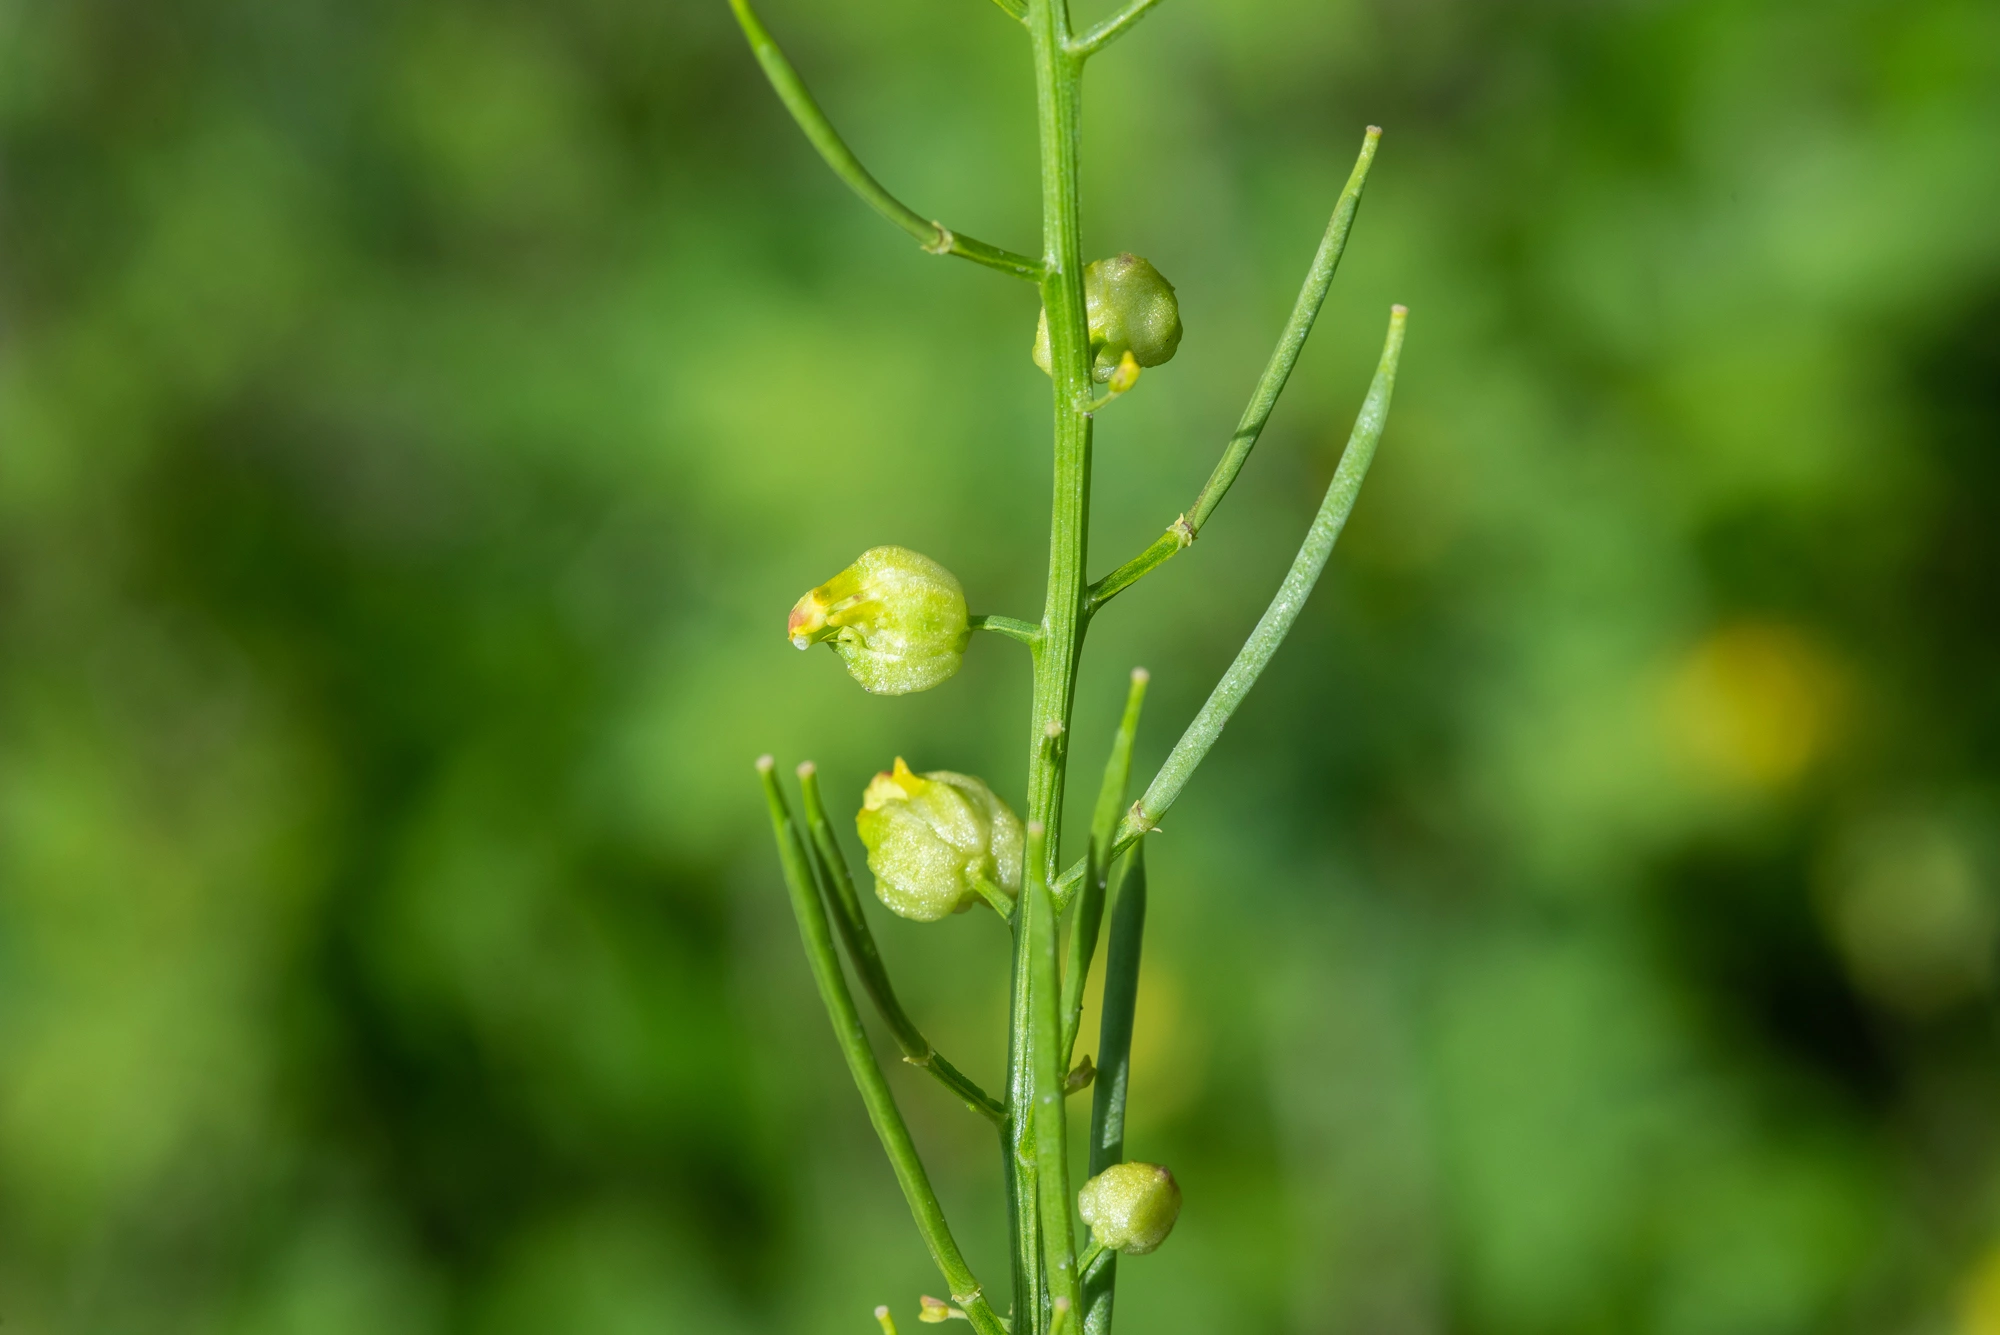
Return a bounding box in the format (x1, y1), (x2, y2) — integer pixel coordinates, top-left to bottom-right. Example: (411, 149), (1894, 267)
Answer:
(757, 760), (1008, 1335)
(1087, 127), (1382, 612)
(1081, 840), (1146, 1335)
(1054, 303), (1407, 900)
(1011, 2), (1093, 1330)
(970, 613), (1043, 645)
(1060, 667), (1149, 1063)
(1027, 825), (1081, 1323)
(1004, 887), (1044, 1332)
(1069, 0), (1163, 58)
(798, 764), (1005, 1123)
(730, 0), (1043, 282)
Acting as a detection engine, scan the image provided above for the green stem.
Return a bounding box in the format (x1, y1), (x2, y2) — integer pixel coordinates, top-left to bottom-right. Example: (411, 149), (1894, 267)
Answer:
(798, 764), (1006, 1123)
(971, 613), (1043, 645)
(1055, 303), (1407, 901)
(1060, 668), (1149, 1062)
(1081, 841), (1146, 1335)
(973, 874), (1021, 922)
(730, 0), (1043, 282)
(1004, 884), (1043, 1333)
(1069, 0), (1163, 58)
(1087, 127), (1382, 612)
(758, 760), (1008, 1335)
(1028, 824), (1081, 1324)
(1012, 1), (1093, 1330)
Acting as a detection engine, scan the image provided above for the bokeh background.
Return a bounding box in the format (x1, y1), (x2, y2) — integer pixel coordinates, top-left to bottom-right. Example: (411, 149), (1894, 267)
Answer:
(4, 0), (1999, 1330)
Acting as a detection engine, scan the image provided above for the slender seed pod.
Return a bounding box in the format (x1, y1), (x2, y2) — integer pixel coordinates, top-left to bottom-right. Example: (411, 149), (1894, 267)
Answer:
(856, 759), (1025, 921)
(1077, 1162), (1181, 1255)
(1033, 253), (1184, 383)
(788, 546), (970, 695)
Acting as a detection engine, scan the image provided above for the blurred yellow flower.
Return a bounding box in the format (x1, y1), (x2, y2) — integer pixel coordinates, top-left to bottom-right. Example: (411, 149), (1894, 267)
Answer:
(1959, 1243), (2000, 1335)
(1665, 622), (1845, 789)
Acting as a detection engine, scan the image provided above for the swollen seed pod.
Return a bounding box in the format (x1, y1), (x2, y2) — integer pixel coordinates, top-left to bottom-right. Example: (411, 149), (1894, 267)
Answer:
(1033, 253), (1184, 383)
(1077, 1162), (1182, 1255)
(856, 758), (1025, 922)
(787, 546), (970, 695)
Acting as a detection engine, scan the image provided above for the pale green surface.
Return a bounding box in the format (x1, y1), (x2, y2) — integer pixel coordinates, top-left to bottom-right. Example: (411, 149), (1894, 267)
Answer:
(4, 1), (2000, 1333)
(792, 545), (971, 696)
(1077, 1162), (1181, 1255)
(858, 763), (1025, 921)
(1031, 253), (1184, 382)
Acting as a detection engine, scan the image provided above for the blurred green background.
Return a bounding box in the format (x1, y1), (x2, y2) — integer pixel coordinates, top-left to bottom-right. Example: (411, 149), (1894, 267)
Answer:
(4, 0), (1999, 1331)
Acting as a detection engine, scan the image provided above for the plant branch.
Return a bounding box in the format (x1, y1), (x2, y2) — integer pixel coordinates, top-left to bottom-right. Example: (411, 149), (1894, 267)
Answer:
(1027, 824), (1082, 1323)
(973, 874), (1020, 921)
(1086, 127), (1382, 612)
(730, 0), (1044, 282)
(1068, 0), (1162, 58)
(1056, 303), (1406, 900)
(758, 759), (1008, 1335)
(1060, 667), (1149, 1063)
(1081, 840), (1146, 1335)
(971, 613), (1043, 645)
(988, 0), (1029, 20)
(1004, 875), (1044, 1334)
(798, 764), (1006, 1124)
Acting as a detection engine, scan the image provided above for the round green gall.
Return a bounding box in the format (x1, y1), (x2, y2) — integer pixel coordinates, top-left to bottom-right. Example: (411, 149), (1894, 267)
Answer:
(1077, 1161), (1181, 1255)
(1033, 253), (1184, 384)
(856, 758), (1024, 922)
(787, 546), (969, 696)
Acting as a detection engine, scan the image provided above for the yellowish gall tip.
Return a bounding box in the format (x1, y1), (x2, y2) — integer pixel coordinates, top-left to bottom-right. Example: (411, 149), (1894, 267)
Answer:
(755, 755), (775, 772)
(1108, 351), (1142, 395)
(787, 546), (970, 694)
(796, 761), (816, 778)
(1131, 666), (1150, 683)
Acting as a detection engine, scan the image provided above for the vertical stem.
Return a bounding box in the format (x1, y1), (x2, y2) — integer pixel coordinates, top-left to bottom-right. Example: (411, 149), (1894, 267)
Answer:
(1012, 3), (1092, 1332)
(1025, 0), (1092, 857)
(1081, 841), (1146, 1335)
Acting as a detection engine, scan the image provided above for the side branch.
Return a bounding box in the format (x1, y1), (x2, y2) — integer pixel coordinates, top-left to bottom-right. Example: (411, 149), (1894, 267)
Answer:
(730, 0), (1044, 282)
(758, 759), (1010, 1335)
(1086, 127), (1382, 612)
(1026, 824), (1082, 1323)
(1057, 304), (1407, 899)
(1060, 668), (1148, 1063)
(1070, 0), (1163, 58)
(970, 613), (1043, 646)
(799, 765), (1006, 1123)
(1080, 841), (1146, 1335)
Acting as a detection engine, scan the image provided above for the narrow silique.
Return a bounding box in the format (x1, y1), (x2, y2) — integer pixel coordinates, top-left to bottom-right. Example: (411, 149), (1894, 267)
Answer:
(738, 2), (1406, 1331)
